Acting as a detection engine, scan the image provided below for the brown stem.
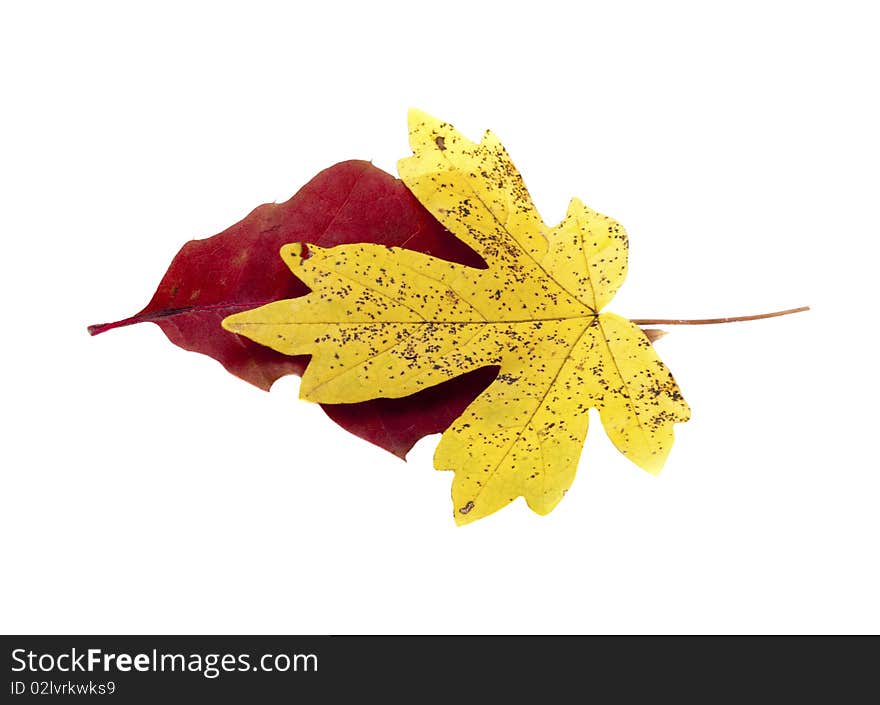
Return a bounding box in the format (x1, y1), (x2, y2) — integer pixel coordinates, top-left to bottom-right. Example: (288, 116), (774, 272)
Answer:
(631, 306), (809, 326)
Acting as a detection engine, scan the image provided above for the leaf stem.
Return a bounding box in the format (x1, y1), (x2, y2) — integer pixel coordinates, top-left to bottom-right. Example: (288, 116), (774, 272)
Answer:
(631, 306), (810, 326)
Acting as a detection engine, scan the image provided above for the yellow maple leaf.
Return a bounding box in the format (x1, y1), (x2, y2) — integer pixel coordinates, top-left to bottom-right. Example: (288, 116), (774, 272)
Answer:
(223, 110), (691, 525)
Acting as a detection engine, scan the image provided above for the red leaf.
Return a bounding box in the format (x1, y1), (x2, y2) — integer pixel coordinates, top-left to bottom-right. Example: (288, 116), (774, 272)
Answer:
(89, 160), (492, 458)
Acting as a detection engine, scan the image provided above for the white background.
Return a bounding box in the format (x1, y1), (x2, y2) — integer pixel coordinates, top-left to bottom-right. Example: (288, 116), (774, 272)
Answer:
(2, 1), (877, 634)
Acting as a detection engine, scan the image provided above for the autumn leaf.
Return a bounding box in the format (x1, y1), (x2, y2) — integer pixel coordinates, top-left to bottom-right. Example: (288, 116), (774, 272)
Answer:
(88, 160), (491, 458)
(223, 110), (691, 524)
